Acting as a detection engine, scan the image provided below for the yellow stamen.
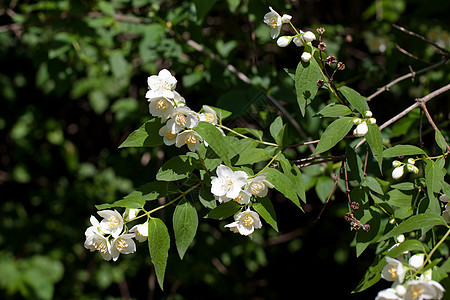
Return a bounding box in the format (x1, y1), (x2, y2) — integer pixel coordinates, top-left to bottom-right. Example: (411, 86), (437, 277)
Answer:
(205, 113), (215, 123)
(95, 241), (107, 254)
(242, 215), (254, 227)
(250, 183), (263, 195)
(108, 216), (119, 229)
(233, 194), (244, 202)
(165, 131), (176, 139)
(116, 239), (128, 252)
(175, 114), (187, 126)
(410, 286), (424, 300)
(155, 99), (167, 112)
(388, 267), (398, 279)
(185, 134), (196, 145)
(269, 16), (278, 28)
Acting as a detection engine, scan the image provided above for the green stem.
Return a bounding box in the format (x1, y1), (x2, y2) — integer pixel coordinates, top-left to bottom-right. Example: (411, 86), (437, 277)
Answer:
(218, 124), (278, 147)
(251, 151), (280, 178)
(414, 227), (450, 277)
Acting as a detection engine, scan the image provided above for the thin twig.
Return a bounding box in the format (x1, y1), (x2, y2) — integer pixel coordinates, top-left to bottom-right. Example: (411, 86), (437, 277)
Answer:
(418, 100), (450, 153)
(314, 163), (343, 223)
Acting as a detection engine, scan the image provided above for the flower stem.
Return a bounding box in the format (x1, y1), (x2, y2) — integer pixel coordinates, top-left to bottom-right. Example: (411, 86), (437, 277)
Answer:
(414, 227), (450, 277)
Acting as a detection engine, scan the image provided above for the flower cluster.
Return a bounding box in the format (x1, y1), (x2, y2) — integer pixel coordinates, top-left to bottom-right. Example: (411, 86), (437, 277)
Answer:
(352, 110), (377, 137)
(146, 69), (220, 152)
(210, 164), (274, 236)
(392, 158), (419, 180)
(263, 6), (316, 62)
(377, 256), (445, 300)
(84, 209), (148, 261)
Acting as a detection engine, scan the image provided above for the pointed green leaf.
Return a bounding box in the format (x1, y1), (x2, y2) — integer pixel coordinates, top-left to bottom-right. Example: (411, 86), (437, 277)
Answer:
(264, 168), (302, 209)
(95, 197), (145, 210)
(379, 213), (447, 241)
(195, 121), (231, 166)
(173, 199), (198, 260)
(253, 197), (278, 232)
(236, 148), (271, 165)
(313, 117), (354, 155)
(119, 119), (163, 148)
(435, 130), (448, 153)
(366, 124), (383, 172)
(382, 145), (427, 158)
(317, 103), (352, 118)
(204, 201), (241, 220)
(123, 181), (179, 202)
(269, 116), (285, 147)
(156, 155), (197, 181)
(295, 57), (322, 116)
(148, 218), (170, 290)
(338, 86), (370, 115)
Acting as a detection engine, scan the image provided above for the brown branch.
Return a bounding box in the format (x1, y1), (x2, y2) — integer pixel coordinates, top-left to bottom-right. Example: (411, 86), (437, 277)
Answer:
(393, 24), (450, 57)
(368, 58), (448, 100)
(395, 44), (427, 63)
(417, 100), (450, 153)
(314, 163), (344, 223)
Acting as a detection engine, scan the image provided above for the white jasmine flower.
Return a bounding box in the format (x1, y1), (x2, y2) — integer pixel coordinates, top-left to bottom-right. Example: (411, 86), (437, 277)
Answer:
(146, 69), (177, 100)
(264, 7), (282, 39)
(159, 124), (177, 146)
(98, 210), (124, 238)
(110, 233), (136, 262)
(382, 257), (406, 283)
(225, 209), (262, 236)
(198, 105), (218, 125)
(84, 228), (112, 261)
(175, 130), (203, 152)
(392, 166), (404, 180)
(301, 52), (312, 62)
(281, 14), (292, 23)
(211, 164), (248, 199)
(166, 106), (199, 134)
(246, 173), (274, 197)
(353, 121), (369, 137)
(375, 288), (401, 300)
(404, 280), (442, 300)
(172, 90), (186, 107)
(420, 269), (433, 282)
(395, 285), (407, 297)
(408, 254), (424, 269)
(303, 31), (316, 42)
(218, 189), (252, 205)
(277, 36), (292, 47)
(148, 97), (174, 120)
(428, 280), (445, 299)
(439, 194), (449, 202)
(130, 222), (149, 242)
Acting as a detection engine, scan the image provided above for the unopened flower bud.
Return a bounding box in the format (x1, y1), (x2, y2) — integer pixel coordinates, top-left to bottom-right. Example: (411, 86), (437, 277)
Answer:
(395, 285), (406, 297)
(392, 166), (404, 179)
(396, 234), (405, 243)
(303, 31), (316, 43)
(353, 118), (363, 125)
(301, 52), (312, 62)
(408, 254), (424, 269)
(407, 158), (415, 165)
(276, 36), (292, 47)
(281, 14), (292, 23)
(364, 110), (373, 118)
(440, 194), (450, 202)
(392, 160), (401, 167)
(353, 121), (368, 137)
(293, 36), (303, 47)
(368, 117), (376, 125)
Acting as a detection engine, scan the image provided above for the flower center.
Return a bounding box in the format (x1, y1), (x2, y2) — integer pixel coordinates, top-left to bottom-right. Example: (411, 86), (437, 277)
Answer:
(155, 99), (167, 112)
(243, 215), (254, 227)
(95, 241), (107, 254)
(175, 114), (187, 126)
(233, 194), (244, 202)
(250, 183), (264, 195)
(108, 216), (120, 229)
(410, 286), (424, 300)
(165, 131), (176, 139)
(185, 134), (196, 145)
(116, 239), (128, 252)
(205, 113), (215, 123)
(269, 16), (278, 28)
(224, 176), (234, 189)
(388, 266), (398, 279)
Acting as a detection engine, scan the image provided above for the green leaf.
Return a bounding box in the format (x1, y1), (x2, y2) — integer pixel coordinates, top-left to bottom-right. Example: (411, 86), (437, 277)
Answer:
(317, 103), (352, 118)
(233, 127), (263, 140)
(207, 105), (232, 121)
(204, 201), (241, 220)
(338, 86), (370, 115)
(382, 145), (427, 158)
(353, 256), (384, 293)
(156, 155), (197, 181)
(269, 116), (285, 147)
(425, 158), (446, 214)
(95, 197), (145, 210)
(278, 155), (306, 203)
(363, 176), (384, 195)
(385, 240), (425, 257)
(435, 130), (448, 153)
(109, 51), (129, 78)
(195, 121), (231, 166)
(194, 0), (218, 22)
(148, 218), (170, 290)
(119, 119), (163, 148)
(253, 197), (278, 232)
(264, 168), (302, 209)
(295, 57), (322, 116)
(173, 199), (198, 260)
(198, 186), (217, 209)
(379, 213), (447, 241)
(315, 176), (335, 203)
(236, 147), (271, 166)
(313, 117), (354, 155)
(366, 123), (383, 172)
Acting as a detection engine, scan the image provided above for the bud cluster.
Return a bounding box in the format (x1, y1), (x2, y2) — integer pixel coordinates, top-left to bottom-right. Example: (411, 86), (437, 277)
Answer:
(352, 110), (376, 137)
(391, 158), (419, 180)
